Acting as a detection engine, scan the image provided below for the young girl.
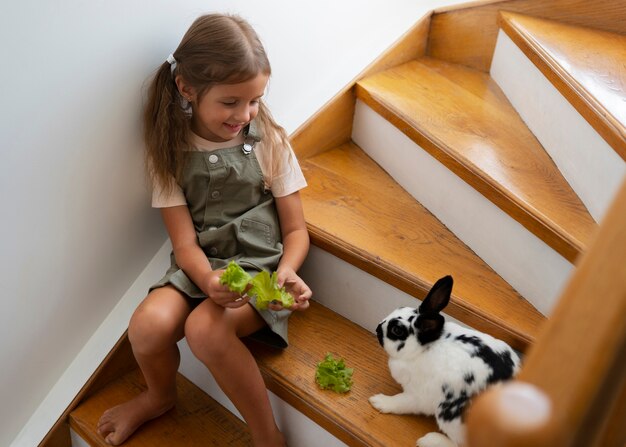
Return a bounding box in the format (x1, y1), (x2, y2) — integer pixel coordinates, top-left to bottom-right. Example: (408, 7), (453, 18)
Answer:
(96, 13), (311, 447)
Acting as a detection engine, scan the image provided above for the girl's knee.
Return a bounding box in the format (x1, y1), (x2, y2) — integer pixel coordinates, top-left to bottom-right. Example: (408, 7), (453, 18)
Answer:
(184, 306), (231, 359)
(129, 289), (188, 354)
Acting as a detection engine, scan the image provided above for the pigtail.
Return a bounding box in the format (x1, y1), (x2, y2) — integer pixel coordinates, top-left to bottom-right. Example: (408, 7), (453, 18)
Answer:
(255, 100), (292, 186)
(143, 13), (285, 193)
(143, 60), (191, 195)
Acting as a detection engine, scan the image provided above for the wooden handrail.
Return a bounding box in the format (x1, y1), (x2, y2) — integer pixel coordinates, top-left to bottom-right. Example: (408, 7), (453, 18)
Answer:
(466, 176), (626, 447)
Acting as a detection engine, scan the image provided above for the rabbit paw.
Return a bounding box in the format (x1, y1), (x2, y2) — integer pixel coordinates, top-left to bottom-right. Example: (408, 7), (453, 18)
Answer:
(416, 432), (456, 447)
(369, 394), (399, 413)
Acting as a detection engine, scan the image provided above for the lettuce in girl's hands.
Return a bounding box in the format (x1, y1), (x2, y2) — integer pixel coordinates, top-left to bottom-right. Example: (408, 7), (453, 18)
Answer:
(315, 353), (353, 393)
(250, 270), (295, 310)
(219, 261), (252, 294)
(219, 261), (294, 310)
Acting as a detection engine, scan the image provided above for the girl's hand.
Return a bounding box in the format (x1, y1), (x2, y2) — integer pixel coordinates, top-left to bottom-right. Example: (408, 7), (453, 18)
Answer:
(273, 267), (312, 312)
(203, 270), (250, 308)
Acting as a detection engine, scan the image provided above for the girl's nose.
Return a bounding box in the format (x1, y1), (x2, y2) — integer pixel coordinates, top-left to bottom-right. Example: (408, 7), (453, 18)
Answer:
(234, 105), (252, 123)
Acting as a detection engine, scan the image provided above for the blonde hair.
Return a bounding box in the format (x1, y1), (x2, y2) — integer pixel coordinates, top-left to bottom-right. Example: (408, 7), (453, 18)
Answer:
(144, 13), (290, 194)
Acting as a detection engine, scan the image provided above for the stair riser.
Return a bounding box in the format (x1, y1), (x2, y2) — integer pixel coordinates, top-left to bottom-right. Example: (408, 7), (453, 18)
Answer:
(299, 246), (467, 332)
(177, 338), (349, 447)
(352, 100), (572, 316)
(70, 430), (89, 447)
(491, 30), (626, 223)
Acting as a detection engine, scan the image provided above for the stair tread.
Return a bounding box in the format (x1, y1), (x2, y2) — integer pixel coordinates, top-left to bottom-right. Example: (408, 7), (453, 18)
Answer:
(246, 300), (439, 447)
(355, 57), (597, 263)
(500, 11), (626, 161)
(301, 142), (544, 351)
(69, 369), (252, 446)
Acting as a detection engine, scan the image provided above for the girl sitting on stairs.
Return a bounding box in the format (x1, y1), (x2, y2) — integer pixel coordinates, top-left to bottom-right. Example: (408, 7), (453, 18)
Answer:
(96, 13), (312, 446)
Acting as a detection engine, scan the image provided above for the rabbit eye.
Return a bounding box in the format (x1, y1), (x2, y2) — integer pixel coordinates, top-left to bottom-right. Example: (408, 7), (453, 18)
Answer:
(389, 325), (407, 339)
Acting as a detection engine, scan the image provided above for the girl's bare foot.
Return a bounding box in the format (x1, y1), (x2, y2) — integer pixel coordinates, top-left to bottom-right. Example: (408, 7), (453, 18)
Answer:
(96, 391), (175, 445)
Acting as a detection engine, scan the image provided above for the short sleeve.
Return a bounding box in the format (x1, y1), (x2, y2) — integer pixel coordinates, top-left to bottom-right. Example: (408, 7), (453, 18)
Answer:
(152, 175), (187, 208)
(269, 143), (308, 198)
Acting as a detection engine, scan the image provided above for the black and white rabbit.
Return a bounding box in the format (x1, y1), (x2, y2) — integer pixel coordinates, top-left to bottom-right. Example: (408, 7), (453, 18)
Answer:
(369, 275), (521, 447)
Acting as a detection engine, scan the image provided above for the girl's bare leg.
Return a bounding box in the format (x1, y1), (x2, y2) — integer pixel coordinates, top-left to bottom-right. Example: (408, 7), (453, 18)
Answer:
(97, 286), (191, 445)
(184, 300), (286, 447)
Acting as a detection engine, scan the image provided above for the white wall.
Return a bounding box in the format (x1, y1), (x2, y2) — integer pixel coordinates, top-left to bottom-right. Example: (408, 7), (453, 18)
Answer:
(1, 1), (462, 445)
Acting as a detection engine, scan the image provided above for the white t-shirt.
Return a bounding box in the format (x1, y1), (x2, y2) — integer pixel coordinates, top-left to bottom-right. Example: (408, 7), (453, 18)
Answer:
(152, 131), (307, 208)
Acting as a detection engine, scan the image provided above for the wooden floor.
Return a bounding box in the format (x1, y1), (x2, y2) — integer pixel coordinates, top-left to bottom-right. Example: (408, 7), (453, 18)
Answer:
(300, 143), (544, 352)
(355, 57), (597, 262)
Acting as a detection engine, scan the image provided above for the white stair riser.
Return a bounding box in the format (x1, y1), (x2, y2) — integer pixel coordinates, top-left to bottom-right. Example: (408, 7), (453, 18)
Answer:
(352, 100), (572, 316)
(490, 30), (626, 223)
(299, 246), (467, 332)
(70, 430), (89, 447)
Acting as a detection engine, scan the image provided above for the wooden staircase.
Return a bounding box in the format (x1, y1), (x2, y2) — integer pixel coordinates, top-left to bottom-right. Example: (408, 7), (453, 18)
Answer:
(56, 1), (626, 446)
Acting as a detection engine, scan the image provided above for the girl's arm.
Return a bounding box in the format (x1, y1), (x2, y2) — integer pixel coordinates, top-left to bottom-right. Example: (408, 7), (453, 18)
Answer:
(160, 206), (246, 308)
(275, 191), (312, 310)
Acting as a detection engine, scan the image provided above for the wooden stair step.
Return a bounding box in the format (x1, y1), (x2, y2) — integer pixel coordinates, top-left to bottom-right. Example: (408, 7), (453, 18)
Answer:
(245, 300), (439, 447)
(500, 11), (626, 161)
(69, 369), (252, 446)
(300, 143), (544, 351)
(355, 57), (596, 263)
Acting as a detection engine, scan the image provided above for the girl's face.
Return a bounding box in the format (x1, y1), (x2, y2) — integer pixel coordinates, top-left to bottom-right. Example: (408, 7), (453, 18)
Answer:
(188, 73), (269, 142)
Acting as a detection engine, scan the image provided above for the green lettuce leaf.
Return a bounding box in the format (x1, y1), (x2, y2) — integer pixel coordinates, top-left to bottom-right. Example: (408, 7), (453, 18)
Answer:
(219, 261), (294, 310)
(315, 353), (353, 393)
(250, 270), (295, 310)
(219, 261), (252, 294)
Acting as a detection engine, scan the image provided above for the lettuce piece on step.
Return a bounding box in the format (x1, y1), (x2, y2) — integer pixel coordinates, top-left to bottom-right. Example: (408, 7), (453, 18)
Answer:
(315, 353), (353, 393)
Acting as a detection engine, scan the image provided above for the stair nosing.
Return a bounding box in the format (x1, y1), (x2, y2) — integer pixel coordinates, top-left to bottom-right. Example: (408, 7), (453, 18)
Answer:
(307, 222), (535, 348)
(499, 11), (626, 162)
(301, 142), (544, 351)
(355, 59), (595, 263)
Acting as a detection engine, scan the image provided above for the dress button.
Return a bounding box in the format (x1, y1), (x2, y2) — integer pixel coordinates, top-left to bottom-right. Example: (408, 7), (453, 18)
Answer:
(208, 154), (219, 164)
(208, 226), (218, 231)
(209, 247), (218, 256)
(211, 190), (221, 199)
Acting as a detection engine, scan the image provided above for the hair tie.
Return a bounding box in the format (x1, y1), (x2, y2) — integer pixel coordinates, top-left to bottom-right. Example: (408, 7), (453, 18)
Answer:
(166, 54), (177, 76)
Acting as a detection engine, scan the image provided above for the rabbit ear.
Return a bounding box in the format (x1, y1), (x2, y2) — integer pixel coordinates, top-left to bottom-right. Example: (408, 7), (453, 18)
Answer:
(419, 275), (453, 317)
(415, 276), (452, 344)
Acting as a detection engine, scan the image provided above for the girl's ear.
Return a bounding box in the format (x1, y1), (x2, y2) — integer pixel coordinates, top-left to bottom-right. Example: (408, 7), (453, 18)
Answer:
(175, 75), (196, 102)
(419, 275), (453, 316)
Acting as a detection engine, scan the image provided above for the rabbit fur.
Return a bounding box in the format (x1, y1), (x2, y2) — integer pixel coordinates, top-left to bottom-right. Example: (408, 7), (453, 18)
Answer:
(369, 275), (521, 447)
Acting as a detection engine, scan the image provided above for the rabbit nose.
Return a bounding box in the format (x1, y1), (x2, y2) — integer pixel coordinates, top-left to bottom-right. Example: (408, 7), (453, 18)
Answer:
(376, 324), (384, 347)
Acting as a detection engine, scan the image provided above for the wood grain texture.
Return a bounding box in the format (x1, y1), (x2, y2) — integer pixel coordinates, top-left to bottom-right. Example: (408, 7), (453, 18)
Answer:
(428, 0), (626, 72)
(300, 143), (544, 351)
(467, 177), (626, 447)
(356, 57), (596, 262)
(246, 300), (439, 447)
(290, 13), (432, 160)
(500, 11), (626, 161)
(591, 376), (626, 447)
(70, 370), (252, 447)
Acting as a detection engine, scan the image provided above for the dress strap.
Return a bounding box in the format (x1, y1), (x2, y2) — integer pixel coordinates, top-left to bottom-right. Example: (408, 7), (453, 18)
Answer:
(242, 120), (262, 155)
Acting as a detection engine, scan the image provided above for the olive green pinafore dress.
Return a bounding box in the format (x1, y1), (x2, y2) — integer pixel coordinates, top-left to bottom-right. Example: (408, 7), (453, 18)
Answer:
(150, 124), (291, 347)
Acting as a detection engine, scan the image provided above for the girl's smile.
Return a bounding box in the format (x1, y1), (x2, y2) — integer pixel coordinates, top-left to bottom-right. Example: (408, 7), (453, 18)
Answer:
(181, 73), (269, 143)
